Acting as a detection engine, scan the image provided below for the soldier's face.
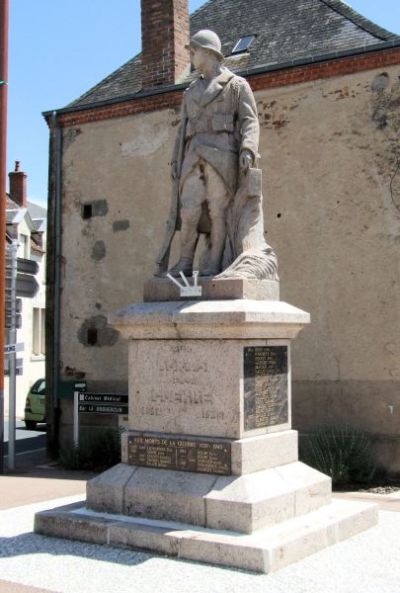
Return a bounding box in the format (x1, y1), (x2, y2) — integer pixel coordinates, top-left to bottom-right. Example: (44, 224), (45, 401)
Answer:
(191, 47), (213, 72)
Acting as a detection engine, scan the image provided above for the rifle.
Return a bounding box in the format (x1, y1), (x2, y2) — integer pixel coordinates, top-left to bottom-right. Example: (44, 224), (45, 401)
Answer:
(155, 113), (187, 276)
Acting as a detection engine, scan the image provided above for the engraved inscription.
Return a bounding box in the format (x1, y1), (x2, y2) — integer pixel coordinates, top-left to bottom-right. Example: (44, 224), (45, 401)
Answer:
(244, 346), (288, 430)
(128, 435), (231, 475)
(138, 345), (226, 423)
(132, 341), (242, 436)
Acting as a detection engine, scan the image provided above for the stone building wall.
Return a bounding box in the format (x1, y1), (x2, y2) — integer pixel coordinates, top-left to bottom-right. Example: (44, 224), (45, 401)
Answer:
(57, 63), (400, 469)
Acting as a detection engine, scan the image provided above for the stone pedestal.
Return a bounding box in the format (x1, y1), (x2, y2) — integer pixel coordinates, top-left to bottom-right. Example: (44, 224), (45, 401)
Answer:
(35, 288), (377, 573)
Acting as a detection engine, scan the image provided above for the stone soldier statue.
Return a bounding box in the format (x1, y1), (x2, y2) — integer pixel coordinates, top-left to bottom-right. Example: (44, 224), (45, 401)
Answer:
(156, 29), (278, 281)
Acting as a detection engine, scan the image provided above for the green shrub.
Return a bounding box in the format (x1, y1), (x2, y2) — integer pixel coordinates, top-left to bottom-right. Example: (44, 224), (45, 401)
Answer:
(299, 424), (376, 486)
(59, 428), (121, 471)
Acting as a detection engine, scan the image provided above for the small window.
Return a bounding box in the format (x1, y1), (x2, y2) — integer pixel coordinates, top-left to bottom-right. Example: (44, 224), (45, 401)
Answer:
(87, 327), (98, 345)
(32, 308), (40, 355)
(231, 35), (255, 54)
(32, 307), (46, 356)
(18, 233), (29, 258)
(82, 203), (93, 220)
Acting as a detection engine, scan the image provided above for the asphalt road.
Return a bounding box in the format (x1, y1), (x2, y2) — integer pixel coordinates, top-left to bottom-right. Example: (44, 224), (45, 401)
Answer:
(2, 420), (46, 456)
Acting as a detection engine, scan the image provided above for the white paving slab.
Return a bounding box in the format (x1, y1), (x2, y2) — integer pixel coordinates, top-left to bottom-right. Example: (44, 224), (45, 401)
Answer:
(0, 495), (397, 593)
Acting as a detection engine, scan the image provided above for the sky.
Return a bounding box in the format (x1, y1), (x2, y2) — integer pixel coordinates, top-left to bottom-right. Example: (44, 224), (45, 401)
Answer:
(6, 0), (400, 206)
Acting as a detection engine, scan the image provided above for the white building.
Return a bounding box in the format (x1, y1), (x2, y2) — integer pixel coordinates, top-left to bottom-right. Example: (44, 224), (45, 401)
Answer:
(5, 162), (46, 418)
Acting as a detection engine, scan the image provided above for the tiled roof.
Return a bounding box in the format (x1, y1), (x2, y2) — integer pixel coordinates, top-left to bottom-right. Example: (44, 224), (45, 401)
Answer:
(27, 201), (47, 221)
(6, 197), (46, 219)
(67, 55), (142, 109)
(6, 208), (25, 225)
(6, 194), (17, 209)
(67, 0), (398, 110)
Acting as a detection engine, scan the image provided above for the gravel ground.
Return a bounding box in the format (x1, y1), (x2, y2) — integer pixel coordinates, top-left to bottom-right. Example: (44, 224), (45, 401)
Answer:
(0, 496), (399, 593)
(360, 485), (400, 494)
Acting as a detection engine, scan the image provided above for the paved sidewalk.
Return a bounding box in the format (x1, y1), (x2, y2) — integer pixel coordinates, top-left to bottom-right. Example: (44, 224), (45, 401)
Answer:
(0, 447), (94, 511)
(1, 456), (400, 593)
(0, 466), (92, 510)
(0, 580), (56, 593)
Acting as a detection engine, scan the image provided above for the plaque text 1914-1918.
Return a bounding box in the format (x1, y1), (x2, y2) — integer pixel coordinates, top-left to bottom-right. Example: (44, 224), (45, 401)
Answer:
(127, 435), (231, 475)
(244, 345), (288, 430)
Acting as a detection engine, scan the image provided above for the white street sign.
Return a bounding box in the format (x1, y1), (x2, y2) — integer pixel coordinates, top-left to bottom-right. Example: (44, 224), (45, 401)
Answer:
(4, 342), (24, 355)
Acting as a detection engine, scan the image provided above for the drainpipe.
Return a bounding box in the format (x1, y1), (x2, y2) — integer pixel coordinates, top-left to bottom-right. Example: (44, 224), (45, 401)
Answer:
(47, 111), (62, 456)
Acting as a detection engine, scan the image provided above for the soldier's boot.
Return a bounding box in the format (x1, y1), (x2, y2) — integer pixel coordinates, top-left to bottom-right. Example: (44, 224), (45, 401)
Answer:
(167, 256), (194, 277)
(168, 217), (199, 277)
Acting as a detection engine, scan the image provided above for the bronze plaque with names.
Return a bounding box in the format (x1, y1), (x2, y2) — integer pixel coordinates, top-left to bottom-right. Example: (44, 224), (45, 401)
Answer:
(244, 345), (288, 430)
(127, 435), (231, 475)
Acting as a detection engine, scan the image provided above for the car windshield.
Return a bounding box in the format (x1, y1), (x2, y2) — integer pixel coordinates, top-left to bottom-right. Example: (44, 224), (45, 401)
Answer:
(31, 379), (45, 395)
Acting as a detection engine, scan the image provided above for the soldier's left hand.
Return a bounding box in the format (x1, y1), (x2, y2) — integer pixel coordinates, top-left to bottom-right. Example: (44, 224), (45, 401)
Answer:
(240, 150), (253, 173)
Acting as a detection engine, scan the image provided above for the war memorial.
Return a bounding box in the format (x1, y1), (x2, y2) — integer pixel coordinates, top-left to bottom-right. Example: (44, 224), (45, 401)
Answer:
(35, 30), (378, 573)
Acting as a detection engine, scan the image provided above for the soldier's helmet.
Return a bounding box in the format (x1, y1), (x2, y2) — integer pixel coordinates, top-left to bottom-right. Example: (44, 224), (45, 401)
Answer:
(187, 30), (224, 61)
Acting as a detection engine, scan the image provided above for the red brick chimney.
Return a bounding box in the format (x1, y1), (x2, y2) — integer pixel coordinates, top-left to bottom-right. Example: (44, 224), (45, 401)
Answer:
(141, 0), (190, 89)
(9, 161), (27, 208)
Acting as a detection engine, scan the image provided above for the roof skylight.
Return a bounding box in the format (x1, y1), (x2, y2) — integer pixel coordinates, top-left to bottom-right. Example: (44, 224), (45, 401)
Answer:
(231, 35), (255, 54)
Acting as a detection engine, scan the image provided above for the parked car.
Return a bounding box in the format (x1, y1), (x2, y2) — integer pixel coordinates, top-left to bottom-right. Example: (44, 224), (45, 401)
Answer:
(24, 378), (46, 429)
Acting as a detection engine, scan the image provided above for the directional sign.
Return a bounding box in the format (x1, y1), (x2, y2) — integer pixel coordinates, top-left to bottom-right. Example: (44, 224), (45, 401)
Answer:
(5, 313), (22, 330)
(5, 256), (39, 275)
(16, 273), (39, 298)
(77, 392), (128, 415)
(78, 403), (128, 415)
(5, 298), (22, 314)
(79, 393), (128, 404)
(4, 367), (23, 377)
(5, 297), (22, 329)
(17, 258), (39, 275)
(5, 255), (40, 298)
(74, 381), (87, 392)
(4, 358), (23, 375)
(4, 343), (24, 355)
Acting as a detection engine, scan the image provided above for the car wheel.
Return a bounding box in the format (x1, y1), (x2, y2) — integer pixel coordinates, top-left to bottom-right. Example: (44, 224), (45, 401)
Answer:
(25, 420), (37, 430)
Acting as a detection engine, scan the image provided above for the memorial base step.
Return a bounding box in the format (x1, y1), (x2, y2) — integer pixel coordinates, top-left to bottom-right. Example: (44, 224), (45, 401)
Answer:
(34, 497), (378, 573)
(85, 461), (332, 533)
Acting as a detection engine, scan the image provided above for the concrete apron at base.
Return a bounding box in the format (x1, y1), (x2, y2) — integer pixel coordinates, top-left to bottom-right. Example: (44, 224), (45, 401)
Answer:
(34, 497), (378, 573)
(34, 298), (378, 572)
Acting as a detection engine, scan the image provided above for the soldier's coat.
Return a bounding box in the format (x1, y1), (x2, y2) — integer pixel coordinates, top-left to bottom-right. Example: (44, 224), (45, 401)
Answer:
(173, 67), (260, 196)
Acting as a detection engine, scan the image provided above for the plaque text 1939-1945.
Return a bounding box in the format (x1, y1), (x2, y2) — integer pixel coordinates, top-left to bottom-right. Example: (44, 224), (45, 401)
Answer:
(128, 435), (231, 475)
